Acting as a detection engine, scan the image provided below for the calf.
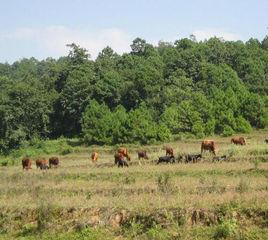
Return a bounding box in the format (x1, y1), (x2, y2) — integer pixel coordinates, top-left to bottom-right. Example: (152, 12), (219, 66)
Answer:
(138, 151), (149, 160)
(91, 152), (98, 163)
(157, 155), (175, 164)
(164, 146), (174, 156)
(22, 157), (32, 170)
(49, 157), (59, 168)
(185, 154), (202, 163)
(213, 155), (228, 162)
(231, 137), (246, 145)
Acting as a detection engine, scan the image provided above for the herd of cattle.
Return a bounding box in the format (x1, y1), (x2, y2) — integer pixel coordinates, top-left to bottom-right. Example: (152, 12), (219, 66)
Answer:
(21, 136), (253, 170)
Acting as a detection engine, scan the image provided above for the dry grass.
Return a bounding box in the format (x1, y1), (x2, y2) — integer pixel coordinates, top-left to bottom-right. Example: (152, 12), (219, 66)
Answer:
(0, 130), (267, 213)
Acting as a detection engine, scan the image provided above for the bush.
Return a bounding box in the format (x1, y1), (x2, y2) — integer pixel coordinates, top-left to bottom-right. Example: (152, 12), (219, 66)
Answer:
(214, 219), (237, 239)
(235, 116), (252, 133)
(222, 125), (235, 137)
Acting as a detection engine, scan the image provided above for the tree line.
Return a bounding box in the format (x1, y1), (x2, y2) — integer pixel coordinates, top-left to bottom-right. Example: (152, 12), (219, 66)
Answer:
(0, 36), (268, 153)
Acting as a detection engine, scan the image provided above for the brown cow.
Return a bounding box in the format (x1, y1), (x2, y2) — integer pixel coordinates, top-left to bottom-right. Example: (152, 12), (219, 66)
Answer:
(138, 151), (149, 160)
(117, 147), (131, 161)
(22, 157), (32, 170)
(49, 156), (59, 168)
(91, 152), (98, 163)
(114, 152), (123, 165)
(201, 140), (216, 155)
(231, 137), (246, 145)
(164, 146), (174, 156)
(36, 158), (49, 170)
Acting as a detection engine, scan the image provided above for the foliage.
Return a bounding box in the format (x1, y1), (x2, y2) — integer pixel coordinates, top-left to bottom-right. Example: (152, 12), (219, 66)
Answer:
(1, 36), (268, 150)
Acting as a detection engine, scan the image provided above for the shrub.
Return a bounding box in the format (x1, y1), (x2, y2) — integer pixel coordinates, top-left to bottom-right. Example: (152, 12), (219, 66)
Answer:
(214, 219), (237, 239)
(235, 178), (250, 194)
(222, 125), (235, 137)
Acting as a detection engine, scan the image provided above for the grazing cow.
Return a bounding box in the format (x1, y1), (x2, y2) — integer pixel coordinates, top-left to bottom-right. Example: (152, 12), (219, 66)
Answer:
(114, 153), (128, 167)
(201, 140), (216, 155)
(114, 152), (123, 165)
(157, 155), (175, 164)
(185, 154), (202, 163)
(265, 139), (268, 144)
(231, 137), (246, 145)
(22, 157), (32, 170)
(91, 152), (98, 163)
(164, 146), (174, 156)
(117, 147), (131, 161)
(213, 155), (228, 162)
(117, 159), (129, 168)
(49, 157), (59, 168)
(36, 158), (49, 170)
(138, 151), (149, 160)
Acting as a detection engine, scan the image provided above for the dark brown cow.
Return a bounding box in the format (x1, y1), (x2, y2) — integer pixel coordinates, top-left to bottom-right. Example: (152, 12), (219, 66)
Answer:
(91, 152), (99, 163)
(22, 157), (32, 170)
(231, 137), (246, 145)
(201, 140), (216, 155)
(164, 146), (174, 156)
(138, 151), (149, 160)
(49, 157), (59, 168)
(117, 147), (131, 161)
(36, 158), (49, 170)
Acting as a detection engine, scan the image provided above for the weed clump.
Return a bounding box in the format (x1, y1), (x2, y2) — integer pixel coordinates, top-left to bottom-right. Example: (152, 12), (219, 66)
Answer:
(36, 202), (56, 232)
(214, 219), (237, 239)
(235, 178), (250, 194)
(156, 173), (175, 194)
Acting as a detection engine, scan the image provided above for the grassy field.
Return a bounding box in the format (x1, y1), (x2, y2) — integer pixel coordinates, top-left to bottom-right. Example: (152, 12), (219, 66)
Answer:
(0, 131), (268, 239)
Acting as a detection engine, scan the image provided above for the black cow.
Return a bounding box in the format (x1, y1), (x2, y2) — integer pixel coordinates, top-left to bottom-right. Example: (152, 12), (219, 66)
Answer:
(177, 154), (184, 163)
(265, 139), (268, 144)
(212, 155), (228, 162)
(157, 155), (175, 164)
(117, 158), (129, 168)
(185, 154), (202, 163)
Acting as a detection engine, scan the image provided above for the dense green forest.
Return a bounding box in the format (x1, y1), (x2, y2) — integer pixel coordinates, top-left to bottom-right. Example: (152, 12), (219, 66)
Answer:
(1, 36), (268, 153)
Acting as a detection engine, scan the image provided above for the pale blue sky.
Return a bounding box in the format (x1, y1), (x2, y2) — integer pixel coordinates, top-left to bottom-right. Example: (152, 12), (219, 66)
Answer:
(0, 0), (267, 62)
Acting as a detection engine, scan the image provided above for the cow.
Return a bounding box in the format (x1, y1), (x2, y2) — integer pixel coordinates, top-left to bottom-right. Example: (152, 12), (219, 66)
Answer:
(231, 137), (246, 145)
(117, 147), (131, 161)
(117, 158), (129, 168)
(49, 156), (59, 168)
(91, 152), (98, 163)
(138, 151), (149, 160)
(157, 155), (175, 164)
(265, 139), (268, 144)
(185, 154), (202, 163)
(114, 153), (128, 167)
(177, 154), (184, 163)
(164, 146), (174, 156)
(22, 157), (32, 170)
(36, 158), (49, 170)
(213, 155), (228, 162)
(201, 140), (216, 155)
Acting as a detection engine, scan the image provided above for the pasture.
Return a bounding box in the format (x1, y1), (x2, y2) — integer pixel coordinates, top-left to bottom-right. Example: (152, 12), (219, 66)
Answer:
(0, 131), (268, 239)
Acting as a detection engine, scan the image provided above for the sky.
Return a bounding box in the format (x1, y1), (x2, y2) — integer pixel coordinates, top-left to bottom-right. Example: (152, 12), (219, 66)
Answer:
(0, 0), (267, 63)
